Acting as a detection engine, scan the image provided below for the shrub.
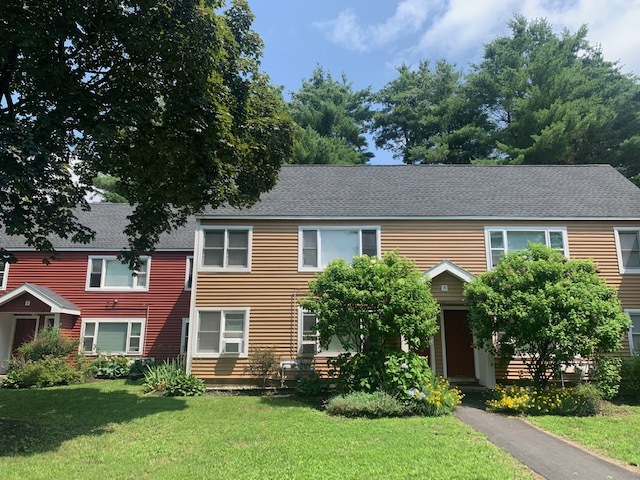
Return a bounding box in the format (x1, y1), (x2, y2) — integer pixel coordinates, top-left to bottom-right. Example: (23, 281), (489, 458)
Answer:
(405, 376), (463, 416)
(128, 358), (155, 380)
(381, 351), (433, 395)
(591, 355), (622, 400)
(1, 356), (83, 389)
(143, 357), (186, 394)
(325, 391), (406, 418)
(165, 375), (206, 397)
(487, 384), (601, 416)
(328, 353), (382, 393)
(619, 354), (640, 400)
(90, 356), (130, 379)
(295, 371), (329, 398)
(15, 327), (77, 361)
(244, 346), (280, 387)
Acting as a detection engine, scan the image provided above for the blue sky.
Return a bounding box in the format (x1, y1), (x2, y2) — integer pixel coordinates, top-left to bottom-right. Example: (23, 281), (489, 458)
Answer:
(249, 1), (640, 164)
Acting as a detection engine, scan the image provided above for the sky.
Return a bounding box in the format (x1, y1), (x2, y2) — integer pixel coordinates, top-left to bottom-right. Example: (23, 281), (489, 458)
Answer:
(248, 0), (640, 165)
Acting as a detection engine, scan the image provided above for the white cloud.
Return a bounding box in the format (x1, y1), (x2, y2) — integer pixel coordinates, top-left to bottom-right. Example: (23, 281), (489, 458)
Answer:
(315, 0), (435, 53)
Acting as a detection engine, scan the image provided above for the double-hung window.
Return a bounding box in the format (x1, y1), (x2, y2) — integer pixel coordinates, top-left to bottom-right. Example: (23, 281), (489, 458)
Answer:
(87, 256), (149, 291)
(299, 227), (379, 271)
(195, 309), (249, 356)
(485, 227), (567, 269)
(614, 228), (640, 273)
(627, 311), (640, 354)
(201, 228), (251, 271)
(299, 311), (349, 356)
(0, 260), (7, 290)
(81, 319), (144, 355)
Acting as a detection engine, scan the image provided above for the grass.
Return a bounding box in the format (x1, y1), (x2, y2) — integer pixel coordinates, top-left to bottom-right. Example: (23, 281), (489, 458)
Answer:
(0, 380), (533, 479)
(527, 401), (640, 467)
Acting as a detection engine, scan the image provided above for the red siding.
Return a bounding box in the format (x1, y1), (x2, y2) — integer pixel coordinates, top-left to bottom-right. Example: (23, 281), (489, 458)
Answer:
(4, 251), (191, 358)
(0, 293), (51, 313)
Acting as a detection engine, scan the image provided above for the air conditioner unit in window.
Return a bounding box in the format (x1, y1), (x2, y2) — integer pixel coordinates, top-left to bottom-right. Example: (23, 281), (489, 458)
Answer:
(301, 343), (317, 355)
(223, 340), (242, 354)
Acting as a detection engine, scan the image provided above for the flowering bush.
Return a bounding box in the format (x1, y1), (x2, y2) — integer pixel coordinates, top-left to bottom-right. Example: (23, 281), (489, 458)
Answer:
(325, 391), (406, 418)
(487, 383), (601, 416)
(382, 351), (433, 394)
(406, 376), (463, 416)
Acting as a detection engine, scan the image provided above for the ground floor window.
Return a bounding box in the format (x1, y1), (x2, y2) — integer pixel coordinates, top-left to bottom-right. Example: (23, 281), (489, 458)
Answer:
(628, 311), (640, 354)
(195, 309), (249, 356)
(81, 319), (144, 355)
(298, 310), (349, 356)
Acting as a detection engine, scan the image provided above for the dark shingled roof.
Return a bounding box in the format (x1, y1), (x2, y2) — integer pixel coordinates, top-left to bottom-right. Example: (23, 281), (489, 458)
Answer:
(1, 204), (195, 250)
(22, 283), (81, 312)
(200, 164), (640, 219)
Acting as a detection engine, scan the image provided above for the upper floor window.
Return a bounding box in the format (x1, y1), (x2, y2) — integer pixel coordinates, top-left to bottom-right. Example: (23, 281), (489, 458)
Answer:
(185, 256), (194, 290)
(485, 227), (567, 269)
(0, 261), (8, 290)
(614, 228), (640, 274)
(299, 227), (379, 271)
(628, 311), (640, 354)
(86, 256), (149, 291)
(195, 308), (249, 356)
(201, 228), (251, 271)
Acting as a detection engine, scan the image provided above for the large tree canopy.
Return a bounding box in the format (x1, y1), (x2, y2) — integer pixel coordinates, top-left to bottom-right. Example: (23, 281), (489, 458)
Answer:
(287, 66), (373, 164)
(464, 244), (630, 388)
(470, 15), (640, 173)
(1, 0), (294, 265)
(372, 60), (491, 164)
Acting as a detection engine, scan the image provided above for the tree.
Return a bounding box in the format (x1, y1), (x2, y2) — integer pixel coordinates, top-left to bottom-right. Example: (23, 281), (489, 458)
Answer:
(469, 15), (640, 174)
(287, 66), (373, 164)
(372, 60), (491, 164)
(93, 174), (128, 203)
(299, 251), (440, 388)
(464, 244), (630, 388)
(1, 0), (294, 265)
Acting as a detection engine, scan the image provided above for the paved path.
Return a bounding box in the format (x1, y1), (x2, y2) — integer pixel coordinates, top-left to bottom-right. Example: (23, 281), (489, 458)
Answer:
(455, 401), (639, 480)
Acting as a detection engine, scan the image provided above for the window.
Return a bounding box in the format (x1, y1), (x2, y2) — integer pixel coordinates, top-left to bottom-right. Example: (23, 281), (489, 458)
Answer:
(201, 228), (251, 271)
(185, 256), (194, 290)
(181, 317), (190, 355)
(87, 257), (149, 290)
(0, 261), (7, 290)
(628, 311), (640, 354)
(615, 228), (640, 273)
(195, 309), (249, 356)
(485, 227), (567, 269)
(298, 311), (349, 356)
(81, 319), (144, 355)
(299, 227), (379, 270)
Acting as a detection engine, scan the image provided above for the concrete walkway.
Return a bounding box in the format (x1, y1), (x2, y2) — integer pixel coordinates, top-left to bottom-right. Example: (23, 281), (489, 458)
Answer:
(455, 397), (639, 480)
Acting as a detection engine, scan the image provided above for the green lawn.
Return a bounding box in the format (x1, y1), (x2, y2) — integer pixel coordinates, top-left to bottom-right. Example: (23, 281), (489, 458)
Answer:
(0, 380), (533, 479)
(528, 402), (640, 467)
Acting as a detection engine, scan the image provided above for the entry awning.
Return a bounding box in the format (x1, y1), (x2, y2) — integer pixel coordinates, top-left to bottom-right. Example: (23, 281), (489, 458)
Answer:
(0, 283), (81, 315)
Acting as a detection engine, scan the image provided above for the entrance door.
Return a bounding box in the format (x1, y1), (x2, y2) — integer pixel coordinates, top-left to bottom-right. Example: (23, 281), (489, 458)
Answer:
(444, 310), (475, 378)
(11, 318), (37, 353)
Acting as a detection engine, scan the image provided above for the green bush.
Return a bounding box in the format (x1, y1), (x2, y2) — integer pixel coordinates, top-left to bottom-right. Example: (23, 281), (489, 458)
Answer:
(381, 351), (433, 395)
(487, 383), (601, 416)
(143, 357), (186, 394)
(165, 375), (206, 396)
(1, 356), (83, 389)
(591, 355), (622, 400)
(90, 356), (130, 379)
(328, 353), (383, 393)
(619, 354), (640, 400)
(128, 358), (154, 379)
(15, 327), (77, 361)
(405, 376), (463, 416)
(325, 391), (406, 418)
(295, 371), (329, 398)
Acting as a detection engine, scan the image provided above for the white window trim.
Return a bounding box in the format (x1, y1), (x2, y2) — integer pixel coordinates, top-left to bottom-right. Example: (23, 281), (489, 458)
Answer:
(185, 256), (194, 291)
(484, 226), (569, 270)
(85, 256), (150, 292)
(0, 261), (8, 290)
(197, 226), (253, 273)
(192, 307), (250, 358)
(298, 226), (381, 272)
(181, 317), (190, 355)
(297, 308), (354, 357)
(80, 318), (146, 356)
(614, 227), (640, 274)
(625, 309), (640, 355)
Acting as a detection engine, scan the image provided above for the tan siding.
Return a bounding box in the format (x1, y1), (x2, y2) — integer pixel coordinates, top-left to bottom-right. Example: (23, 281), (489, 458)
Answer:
(193, 219), (639, 382)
